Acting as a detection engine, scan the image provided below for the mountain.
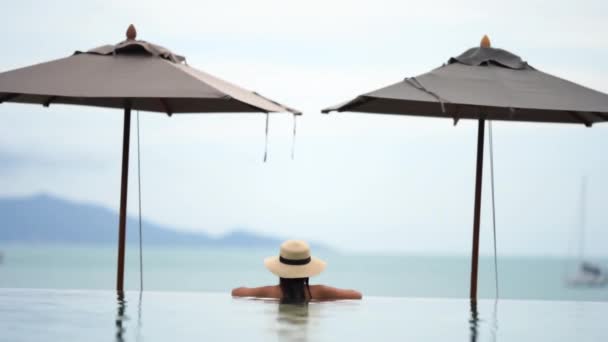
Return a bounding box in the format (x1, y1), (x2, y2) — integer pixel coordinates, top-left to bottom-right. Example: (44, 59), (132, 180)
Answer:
(0, 194), (284, 247)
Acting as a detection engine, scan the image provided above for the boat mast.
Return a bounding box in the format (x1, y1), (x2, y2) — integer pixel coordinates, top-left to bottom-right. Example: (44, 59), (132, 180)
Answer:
(579, 176), (587, 263)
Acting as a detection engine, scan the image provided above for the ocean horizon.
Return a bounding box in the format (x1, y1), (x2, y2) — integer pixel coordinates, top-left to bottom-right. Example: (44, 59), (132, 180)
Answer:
(1, 243), (606, 302)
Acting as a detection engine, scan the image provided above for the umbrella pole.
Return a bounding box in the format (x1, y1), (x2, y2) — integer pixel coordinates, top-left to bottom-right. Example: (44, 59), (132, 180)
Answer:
(117, 106), (131, 294)
(470, 118), (485, 301)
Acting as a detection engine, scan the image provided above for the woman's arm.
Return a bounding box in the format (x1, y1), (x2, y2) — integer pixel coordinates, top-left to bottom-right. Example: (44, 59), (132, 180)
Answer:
(314, 285), (362, 300)
(231, 286), (278, 298)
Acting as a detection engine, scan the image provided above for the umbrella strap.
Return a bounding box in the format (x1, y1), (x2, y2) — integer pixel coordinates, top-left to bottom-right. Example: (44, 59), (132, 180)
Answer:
(291, 114), (297, 160)
(489, 120), (499, 299)
(404, 77), (455, 123)
(263, 114), (270, 162)
(136, 110), (144, 292)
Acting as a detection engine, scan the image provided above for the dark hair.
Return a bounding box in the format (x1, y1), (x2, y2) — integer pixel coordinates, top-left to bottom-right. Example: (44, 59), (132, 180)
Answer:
(279, 277), (311, 304)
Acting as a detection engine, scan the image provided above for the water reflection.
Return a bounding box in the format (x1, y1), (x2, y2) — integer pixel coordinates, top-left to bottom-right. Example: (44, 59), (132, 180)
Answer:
(469, 300), (499, 342)
(276, 303), (311, 342)
(469, 301), (479, 342)
(136, 291), (143, 342)
(115, 291), (144, 342)
(490, 299), (499, 342)
(115, 292), (127, 342)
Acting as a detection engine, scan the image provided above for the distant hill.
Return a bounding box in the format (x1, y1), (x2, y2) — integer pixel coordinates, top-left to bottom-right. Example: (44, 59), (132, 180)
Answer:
(0, 194), (284, 247)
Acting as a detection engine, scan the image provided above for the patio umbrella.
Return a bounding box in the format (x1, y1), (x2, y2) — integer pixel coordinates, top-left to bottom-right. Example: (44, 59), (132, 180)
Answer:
(0, 25), (300, 292)
(323, 36), (608, 300)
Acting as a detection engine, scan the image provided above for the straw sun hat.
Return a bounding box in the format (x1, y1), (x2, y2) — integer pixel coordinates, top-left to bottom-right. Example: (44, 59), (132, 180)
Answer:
(264, 240), (326, 279)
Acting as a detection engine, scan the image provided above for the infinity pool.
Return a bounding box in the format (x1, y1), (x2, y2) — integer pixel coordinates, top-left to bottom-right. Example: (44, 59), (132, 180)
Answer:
(0, 289), (606, 342)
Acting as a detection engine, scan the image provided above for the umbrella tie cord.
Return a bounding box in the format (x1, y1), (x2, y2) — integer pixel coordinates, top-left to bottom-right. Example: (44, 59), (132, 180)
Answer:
(489, 120), (499, 299)
(263, 113), (270, 163)
(404, 77), (454, 123)
(136, 110), (144, 292)
(291, 114), (297, 160)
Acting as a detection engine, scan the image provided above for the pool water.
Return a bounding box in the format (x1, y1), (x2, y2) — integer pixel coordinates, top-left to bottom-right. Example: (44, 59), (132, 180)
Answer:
(0, 289), (606, 342)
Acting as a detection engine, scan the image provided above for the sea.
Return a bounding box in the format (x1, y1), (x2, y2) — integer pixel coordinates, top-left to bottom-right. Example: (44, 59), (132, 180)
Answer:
(1, 244), (606, 302)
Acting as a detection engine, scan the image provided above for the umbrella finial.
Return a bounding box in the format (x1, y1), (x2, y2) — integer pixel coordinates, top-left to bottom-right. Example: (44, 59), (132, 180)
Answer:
(126, 24), (137, 40)
(480, 35), (491, 48)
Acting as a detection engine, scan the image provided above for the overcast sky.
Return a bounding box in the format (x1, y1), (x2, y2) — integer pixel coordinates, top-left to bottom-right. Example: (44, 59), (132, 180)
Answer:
(1, 0), (607, 256)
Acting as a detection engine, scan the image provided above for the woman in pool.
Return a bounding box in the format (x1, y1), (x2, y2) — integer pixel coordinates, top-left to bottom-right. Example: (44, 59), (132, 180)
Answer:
(232, 240), (362, 303)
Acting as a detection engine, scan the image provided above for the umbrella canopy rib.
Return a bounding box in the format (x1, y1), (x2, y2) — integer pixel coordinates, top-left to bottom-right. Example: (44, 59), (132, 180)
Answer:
(42, 96), (56, 108)
(567, 111), (593, 127)
(159, 98), (173, 116)
(0, 93), (19, 103)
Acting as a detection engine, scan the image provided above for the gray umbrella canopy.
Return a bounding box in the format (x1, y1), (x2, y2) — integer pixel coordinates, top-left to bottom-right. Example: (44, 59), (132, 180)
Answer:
(0, 27), (299, 115)
(324, 38), (608, 125)
(323, 36), (608, 301)
(0, 25), (299, 294)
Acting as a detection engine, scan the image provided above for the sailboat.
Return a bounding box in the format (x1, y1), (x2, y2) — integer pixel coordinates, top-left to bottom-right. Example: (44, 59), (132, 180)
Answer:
(566, 177), (608, 287)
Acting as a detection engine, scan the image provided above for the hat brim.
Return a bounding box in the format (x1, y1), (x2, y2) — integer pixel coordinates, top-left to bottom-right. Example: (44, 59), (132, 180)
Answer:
(264, 256), (326, 279)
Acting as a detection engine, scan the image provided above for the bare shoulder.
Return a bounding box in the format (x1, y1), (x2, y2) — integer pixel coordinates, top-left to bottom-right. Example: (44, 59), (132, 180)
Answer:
(231, 285), (281, 299)
(310, 285), (362, 301)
